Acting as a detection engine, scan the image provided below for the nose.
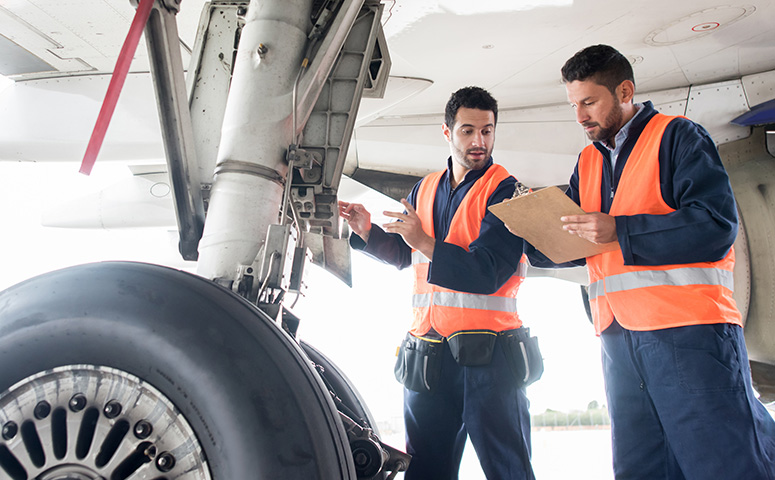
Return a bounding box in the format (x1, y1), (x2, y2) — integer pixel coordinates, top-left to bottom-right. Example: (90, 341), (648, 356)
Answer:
(472, 131), (485, 147)
(575, 106), (589, 125)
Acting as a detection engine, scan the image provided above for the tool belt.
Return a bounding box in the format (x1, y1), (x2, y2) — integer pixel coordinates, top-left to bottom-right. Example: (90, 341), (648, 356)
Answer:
(393, 333), (444, 393)
(394, 327), (543, 393)
(498, 327), (544, 388)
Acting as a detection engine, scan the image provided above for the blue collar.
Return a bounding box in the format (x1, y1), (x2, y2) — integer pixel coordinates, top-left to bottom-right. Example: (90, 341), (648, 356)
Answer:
(444, 156), (494, 189)
(601, 102), (646, 152)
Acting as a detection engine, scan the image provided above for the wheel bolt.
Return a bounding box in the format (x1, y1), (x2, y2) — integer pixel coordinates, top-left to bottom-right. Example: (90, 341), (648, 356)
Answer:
(69, 394), (87, 412)
(34, 401), (51, 419)
(2, 422), (18, 440)
(134, 420), (153, 439)
(156, 451), (176, 472)
(103, 400), (122, 419)
(144, 444), (157, 459)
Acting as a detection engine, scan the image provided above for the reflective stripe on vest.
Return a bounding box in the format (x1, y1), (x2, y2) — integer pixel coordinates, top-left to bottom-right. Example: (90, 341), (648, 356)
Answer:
(409, 165), (526, 337)
(588, 267), (734, 301)
(579, 113), (741, 333)
(412, 291), (517, 312)
(412, 252), (526, 311)
(606, 267), (734, 293)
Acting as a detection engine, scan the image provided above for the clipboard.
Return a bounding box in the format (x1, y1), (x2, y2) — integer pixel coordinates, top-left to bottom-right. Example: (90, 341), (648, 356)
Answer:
(488, 186), (619, 263)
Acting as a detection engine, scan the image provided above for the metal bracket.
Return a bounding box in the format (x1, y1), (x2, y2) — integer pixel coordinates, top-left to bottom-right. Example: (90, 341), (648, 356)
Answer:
(259, 224), (296, 291)
(286, 145), (321, 170)
(289, 1), (390, 239)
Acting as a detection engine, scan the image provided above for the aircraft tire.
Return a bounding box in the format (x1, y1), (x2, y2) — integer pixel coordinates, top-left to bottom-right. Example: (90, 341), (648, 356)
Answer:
(0, 261), (356, 479)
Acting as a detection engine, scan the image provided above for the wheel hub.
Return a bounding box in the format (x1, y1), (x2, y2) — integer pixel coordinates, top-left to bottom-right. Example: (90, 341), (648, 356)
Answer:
(0, 365), (211, 479)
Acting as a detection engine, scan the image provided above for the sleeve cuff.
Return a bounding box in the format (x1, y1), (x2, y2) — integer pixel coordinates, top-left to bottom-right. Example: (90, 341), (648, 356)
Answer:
(350, 223), (389, 256)
(349, 231), (368, 250)
(426, 239), (449, 283)
(615, 216), (634, 265)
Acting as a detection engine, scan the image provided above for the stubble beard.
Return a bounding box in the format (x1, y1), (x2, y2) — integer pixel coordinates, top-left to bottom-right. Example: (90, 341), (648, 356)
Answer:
(452, 145), (492, 171)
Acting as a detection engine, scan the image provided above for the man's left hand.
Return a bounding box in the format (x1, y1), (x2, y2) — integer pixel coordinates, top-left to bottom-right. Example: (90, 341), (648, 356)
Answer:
(561, 212), (618, 244)
(383, 199), (435, 259)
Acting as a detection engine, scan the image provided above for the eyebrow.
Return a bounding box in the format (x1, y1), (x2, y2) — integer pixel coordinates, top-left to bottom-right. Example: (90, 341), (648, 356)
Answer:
(573, 96), (594, 104)
(458, 123), (495, 129)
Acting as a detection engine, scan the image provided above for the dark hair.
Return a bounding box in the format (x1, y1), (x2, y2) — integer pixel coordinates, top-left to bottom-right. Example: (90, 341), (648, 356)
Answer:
(444, 86), (498, 128)
(561, 44), (635, 95)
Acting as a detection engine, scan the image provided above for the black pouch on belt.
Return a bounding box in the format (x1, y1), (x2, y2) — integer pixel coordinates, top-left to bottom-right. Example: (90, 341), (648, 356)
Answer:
(499, 327), (544, 388)
(447, 330), (498, 366)
(394, 333), (444, 393)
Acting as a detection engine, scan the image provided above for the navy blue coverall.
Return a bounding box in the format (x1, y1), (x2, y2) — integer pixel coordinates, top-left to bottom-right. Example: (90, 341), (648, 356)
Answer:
(530, 101), (775, 479)
(351, 157), (533, 480)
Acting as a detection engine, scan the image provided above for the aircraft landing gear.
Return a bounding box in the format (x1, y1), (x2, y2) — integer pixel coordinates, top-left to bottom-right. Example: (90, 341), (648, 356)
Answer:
(0, 262), (357, 479)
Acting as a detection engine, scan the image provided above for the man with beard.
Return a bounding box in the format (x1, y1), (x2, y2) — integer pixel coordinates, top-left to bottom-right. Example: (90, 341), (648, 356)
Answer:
(339, 86), (536, 479)
(530, 44), (775, 479)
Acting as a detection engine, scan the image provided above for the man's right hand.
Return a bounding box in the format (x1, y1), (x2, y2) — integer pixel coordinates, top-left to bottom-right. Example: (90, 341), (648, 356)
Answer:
(338, 200), (372, 242)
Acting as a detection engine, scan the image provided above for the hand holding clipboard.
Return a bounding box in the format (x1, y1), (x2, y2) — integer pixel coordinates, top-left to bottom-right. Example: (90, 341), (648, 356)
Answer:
(488, 186), (619, 263)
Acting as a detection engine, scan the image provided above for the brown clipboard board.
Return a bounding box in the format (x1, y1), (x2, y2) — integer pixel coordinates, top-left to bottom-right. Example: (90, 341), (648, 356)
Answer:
(488, 186), (619, 263)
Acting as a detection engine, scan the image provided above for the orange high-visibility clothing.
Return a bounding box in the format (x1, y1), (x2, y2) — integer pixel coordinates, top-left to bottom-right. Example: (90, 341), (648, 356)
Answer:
(410, 165), (527, 338)
(578, 113), (742, 334)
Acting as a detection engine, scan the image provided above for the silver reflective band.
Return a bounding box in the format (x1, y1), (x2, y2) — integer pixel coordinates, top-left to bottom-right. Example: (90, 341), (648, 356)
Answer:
(519, 341), (530, 383)
(412, 291), (516, 312)
(589, 267), (734, 300)
(413, 293), (433, 308)
(515, 262), (528, 278)
(423, 356), (431, 391)
(606, 267), (734, 293)
(588, 279), (605, 301)
(412, 250), (430, 265)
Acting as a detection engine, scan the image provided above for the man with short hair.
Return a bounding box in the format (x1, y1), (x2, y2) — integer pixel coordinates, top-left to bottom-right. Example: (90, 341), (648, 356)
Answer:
(532, 44), (775, 479)
(339, 86), (536, 479)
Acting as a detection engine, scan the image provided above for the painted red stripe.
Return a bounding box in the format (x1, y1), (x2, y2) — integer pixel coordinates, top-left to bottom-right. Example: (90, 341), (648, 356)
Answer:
(80, 0), (154, 175)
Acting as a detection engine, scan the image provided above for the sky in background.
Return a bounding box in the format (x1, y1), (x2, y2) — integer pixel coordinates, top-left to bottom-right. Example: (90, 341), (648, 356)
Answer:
(0, 161), (612, 478)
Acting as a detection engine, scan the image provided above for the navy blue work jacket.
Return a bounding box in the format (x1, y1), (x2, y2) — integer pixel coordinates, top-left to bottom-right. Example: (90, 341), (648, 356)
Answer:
(529, 101), (738, 268)
(351, 157), (525, 295)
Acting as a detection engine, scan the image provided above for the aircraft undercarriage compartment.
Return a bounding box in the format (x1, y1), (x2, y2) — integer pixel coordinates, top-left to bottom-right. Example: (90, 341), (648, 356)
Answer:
(0, 262), (407, 479)
(722, 126), (775, 401)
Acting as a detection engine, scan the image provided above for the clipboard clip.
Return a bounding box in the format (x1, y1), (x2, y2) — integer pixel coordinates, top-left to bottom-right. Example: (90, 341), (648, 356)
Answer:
(513, 182), (531, 198)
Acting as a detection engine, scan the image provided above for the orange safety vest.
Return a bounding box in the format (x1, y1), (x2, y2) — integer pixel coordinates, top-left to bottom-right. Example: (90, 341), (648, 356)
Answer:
(578, 113), (742, 334)
(410, 164), (527, 338)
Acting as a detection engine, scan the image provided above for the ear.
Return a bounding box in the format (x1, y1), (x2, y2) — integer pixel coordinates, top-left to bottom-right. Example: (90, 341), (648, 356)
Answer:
(442, 122), (452, 142)
(618, 80), (635, 104)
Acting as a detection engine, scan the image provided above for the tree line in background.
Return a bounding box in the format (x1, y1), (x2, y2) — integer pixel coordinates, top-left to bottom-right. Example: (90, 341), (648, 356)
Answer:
(532, 401), (610, 428)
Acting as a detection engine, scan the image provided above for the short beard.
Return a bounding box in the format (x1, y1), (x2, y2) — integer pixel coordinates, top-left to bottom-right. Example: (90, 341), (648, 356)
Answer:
(585, 103), (624, 145)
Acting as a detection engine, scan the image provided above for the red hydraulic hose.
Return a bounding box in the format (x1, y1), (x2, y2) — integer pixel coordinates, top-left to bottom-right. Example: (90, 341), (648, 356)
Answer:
(79, 0), (154, 175)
